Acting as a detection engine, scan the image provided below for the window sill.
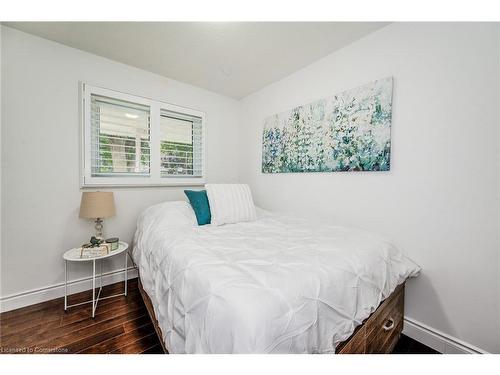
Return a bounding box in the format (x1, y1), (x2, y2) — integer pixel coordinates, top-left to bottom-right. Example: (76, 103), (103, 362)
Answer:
(81, 179), (206, 188)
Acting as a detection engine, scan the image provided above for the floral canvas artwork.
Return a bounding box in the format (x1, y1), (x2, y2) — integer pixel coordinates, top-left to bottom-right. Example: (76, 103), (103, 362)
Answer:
(262, 77), (393, 173)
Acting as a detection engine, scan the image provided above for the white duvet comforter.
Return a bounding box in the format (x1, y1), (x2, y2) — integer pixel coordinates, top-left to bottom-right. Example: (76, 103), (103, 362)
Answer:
(133, 201), (420, 354)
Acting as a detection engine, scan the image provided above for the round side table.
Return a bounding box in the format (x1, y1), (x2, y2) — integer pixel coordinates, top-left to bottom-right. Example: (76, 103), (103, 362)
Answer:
(63, 241), (129, 318)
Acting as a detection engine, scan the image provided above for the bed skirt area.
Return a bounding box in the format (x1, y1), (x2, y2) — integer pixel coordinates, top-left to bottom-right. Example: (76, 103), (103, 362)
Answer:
(138, 277), (405, 354)
(138, 278), (169, 354)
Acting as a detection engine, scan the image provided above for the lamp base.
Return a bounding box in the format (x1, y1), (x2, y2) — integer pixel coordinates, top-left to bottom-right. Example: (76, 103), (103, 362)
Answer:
(94, 218), (103, 239)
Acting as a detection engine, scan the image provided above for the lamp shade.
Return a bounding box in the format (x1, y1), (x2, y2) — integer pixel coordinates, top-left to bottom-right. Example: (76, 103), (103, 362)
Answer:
(79, 192), (116, 219)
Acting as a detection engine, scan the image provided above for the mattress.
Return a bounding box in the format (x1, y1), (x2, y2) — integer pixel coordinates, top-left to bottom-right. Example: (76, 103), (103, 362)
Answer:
(132, 201), (420, 354)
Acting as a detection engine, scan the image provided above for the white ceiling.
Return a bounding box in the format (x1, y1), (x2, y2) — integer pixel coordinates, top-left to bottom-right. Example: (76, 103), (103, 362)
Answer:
(4, 22), (388, 99)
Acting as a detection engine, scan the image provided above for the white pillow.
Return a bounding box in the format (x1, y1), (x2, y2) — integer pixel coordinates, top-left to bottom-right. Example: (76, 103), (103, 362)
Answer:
(205, 184), (257, 226)
(137, 201), (197, 230)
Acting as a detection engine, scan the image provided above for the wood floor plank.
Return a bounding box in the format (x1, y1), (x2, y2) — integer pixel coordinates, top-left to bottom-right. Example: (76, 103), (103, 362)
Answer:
(0, 278), (160, 354)
(65, 325), (126, 354)
(1, 290), (140, 338)
(60, 291), (140, 326)
(37, 308), (147, 350)
(110, 333), (160, 354)
(79, 321), (154, 354)
(142, 344), (164, 354)
(1, 300), (145, 347)
(1, 316), (62, 342)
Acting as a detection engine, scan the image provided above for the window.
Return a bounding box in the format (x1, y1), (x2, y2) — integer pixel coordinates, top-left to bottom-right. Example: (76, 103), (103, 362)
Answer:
(160, 110), (203, 177)
(81, 84), (205, 187)
(91, 95), (151, 176)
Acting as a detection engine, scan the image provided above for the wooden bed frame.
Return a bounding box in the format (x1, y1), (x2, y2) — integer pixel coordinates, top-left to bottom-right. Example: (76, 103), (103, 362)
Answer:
(138, 278), (404, 354)
(335, 283), (405, 354)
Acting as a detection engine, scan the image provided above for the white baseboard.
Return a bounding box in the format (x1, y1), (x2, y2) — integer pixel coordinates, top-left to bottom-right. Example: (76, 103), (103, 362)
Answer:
(0, 267), (138, 313)
(403, 317), (488, 354)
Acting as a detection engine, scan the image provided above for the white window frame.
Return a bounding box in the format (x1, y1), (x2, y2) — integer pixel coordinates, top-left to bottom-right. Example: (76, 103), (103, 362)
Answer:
(80, 83), (206, 187)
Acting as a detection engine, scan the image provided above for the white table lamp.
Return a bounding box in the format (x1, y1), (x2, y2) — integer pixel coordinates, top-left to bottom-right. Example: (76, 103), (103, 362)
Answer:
(79, 191), (116, 238)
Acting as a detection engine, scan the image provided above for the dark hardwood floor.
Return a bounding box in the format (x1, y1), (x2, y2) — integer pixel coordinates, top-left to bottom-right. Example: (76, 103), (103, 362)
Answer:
(0, 278), (162, 354)
(393, 334), (440, 354)
(0, 278), (438, 354)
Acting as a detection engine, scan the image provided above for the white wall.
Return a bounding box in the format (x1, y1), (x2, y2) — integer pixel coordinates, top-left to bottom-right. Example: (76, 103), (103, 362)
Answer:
(497, 23), (500, 354)
(0, 27), (240, 305)
(239, 23), (500, 353)
(1, 23), (499, 353)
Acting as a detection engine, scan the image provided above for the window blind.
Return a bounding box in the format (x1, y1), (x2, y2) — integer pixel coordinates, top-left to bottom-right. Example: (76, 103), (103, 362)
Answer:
(90, 94), (151, 176)
(160, 109), (203, 177)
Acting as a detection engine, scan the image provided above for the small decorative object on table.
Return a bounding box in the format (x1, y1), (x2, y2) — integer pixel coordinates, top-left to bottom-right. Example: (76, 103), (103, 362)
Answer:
(89, 236), (103, 247)
(105, 237), (119, 251)
(80, 246), (109, 259)
(79, 236), (110, 258)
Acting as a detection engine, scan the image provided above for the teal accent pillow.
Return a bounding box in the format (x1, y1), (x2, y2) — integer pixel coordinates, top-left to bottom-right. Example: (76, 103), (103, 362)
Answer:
(184, 190), (211, 225)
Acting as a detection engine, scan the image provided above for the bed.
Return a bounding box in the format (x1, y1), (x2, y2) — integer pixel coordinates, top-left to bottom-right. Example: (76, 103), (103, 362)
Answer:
(132, 201), (420, 354)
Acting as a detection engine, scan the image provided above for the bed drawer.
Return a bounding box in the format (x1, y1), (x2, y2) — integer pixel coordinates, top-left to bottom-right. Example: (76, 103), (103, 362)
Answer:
(336, 325), (367, 354)
(336, 283), (405, 354)
(365, 286), (404, 353)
